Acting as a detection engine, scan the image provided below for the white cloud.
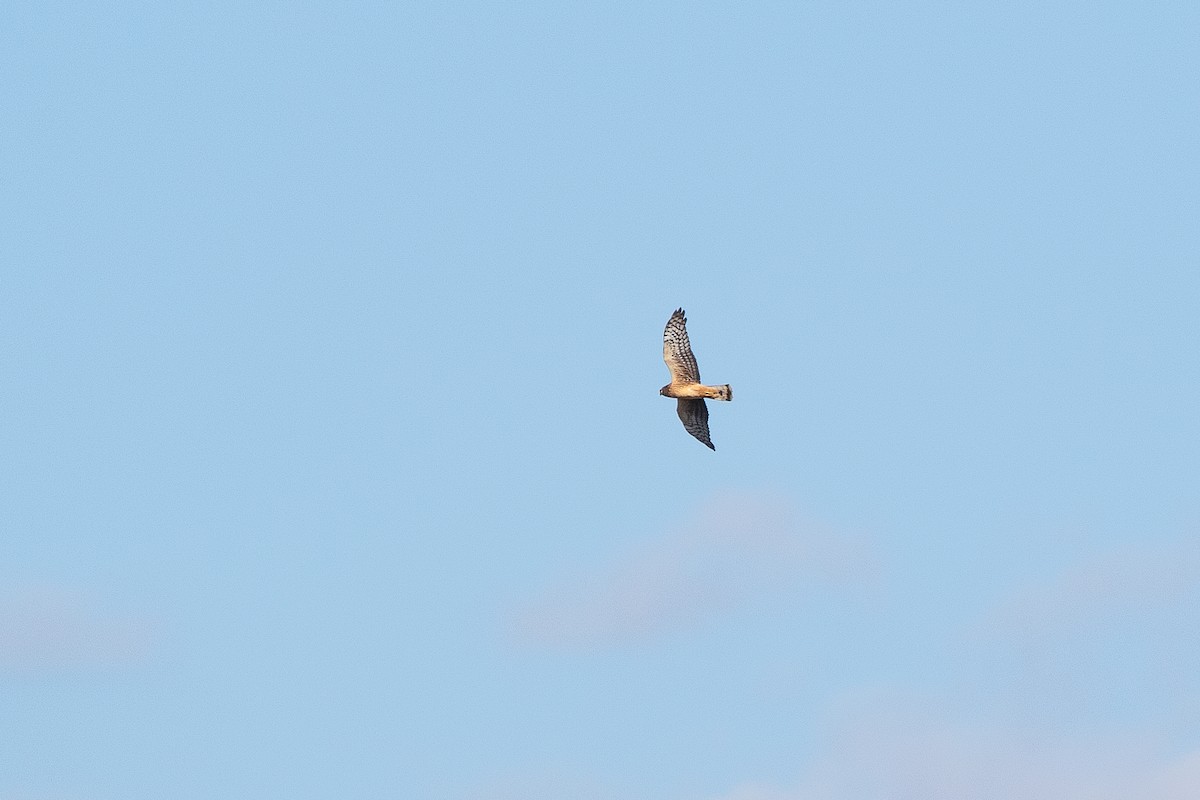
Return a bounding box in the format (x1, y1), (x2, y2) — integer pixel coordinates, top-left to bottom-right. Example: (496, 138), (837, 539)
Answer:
(514, 491), (876, 648)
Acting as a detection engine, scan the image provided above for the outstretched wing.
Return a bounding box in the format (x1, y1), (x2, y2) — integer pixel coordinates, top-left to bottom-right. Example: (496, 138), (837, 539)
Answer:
(676, 398), (714, 450)
(663, 308), (701, 384)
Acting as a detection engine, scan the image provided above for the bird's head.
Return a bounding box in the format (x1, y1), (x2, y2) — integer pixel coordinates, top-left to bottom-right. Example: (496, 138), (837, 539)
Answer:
(659, 385), (671, 397)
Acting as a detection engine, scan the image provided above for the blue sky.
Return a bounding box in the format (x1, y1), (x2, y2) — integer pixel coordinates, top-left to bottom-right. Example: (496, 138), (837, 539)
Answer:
(2, 2), (1198, 798)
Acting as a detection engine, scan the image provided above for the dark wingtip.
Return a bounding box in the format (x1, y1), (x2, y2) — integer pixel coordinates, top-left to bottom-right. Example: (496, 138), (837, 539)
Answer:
(706, 441), (715, 450)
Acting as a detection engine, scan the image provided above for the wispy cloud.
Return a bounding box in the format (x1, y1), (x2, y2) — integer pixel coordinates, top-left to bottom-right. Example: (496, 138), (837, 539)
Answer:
(978, 537), (1200, 639)
(710, 533), (1200, 800)
(514, 491), (876, 649)
(0, 584), (154, 671)
(711, 706), (1200, 800)
(964, 535), (1200, 720)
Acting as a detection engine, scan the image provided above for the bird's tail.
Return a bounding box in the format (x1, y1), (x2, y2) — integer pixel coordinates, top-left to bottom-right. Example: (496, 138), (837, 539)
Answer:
(711, 384), (732, 401)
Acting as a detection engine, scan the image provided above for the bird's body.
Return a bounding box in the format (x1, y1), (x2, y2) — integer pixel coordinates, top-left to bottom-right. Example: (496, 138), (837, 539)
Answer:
(660, 308), (732, 449)
(660, 382), (733, 401)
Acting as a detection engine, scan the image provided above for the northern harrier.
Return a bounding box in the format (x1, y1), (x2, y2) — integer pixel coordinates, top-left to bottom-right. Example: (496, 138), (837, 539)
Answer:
(660, 308), (732, 450)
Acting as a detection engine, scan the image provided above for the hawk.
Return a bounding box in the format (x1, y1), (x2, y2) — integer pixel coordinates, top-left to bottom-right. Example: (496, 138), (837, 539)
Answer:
(660, 308), (732, 449)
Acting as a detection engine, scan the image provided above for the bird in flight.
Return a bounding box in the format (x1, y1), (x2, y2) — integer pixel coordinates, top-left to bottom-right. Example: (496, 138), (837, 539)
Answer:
(660, 308), (732, 450)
